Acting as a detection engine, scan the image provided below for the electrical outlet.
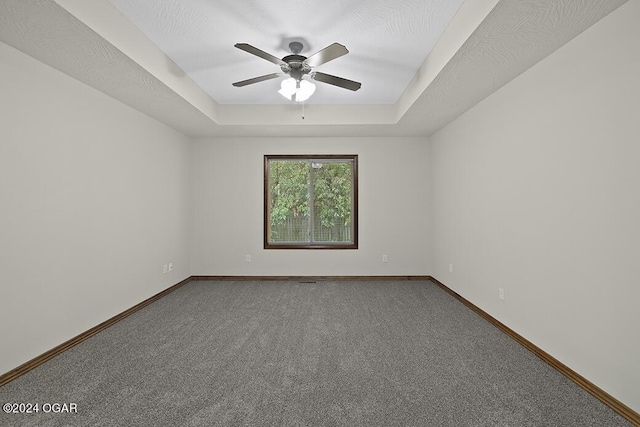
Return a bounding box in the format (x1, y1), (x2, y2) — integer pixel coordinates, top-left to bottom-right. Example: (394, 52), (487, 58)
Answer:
(449, 263), (453, 274)
(245, 255), (251, 263)
(499, 288), (505, 301)
(168, 262), (173, 272)
(382, 255), (388, 263)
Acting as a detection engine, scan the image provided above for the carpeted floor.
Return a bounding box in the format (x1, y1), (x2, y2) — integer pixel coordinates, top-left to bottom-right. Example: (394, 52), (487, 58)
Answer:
(0, 280), (631, 426)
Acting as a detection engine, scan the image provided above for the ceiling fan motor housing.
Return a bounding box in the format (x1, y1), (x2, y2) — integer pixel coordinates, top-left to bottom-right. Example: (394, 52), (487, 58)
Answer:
(281, 54), (311, 81)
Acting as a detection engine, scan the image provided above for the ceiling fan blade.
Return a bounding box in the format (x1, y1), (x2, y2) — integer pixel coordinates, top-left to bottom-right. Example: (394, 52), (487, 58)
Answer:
(234, 43), (285, 66)
(304, 43), (349, 68)
(311, 72), (361, 91)
(232, 73), (282, 87)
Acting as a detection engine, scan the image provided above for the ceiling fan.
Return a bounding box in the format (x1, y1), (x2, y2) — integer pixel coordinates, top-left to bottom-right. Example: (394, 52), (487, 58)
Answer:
(232, 41), (361, 101)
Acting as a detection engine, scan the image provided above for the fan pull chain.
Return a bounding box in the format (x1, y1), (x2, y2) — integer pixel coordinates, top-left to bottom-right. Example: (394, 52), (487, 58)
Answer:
(301, 100), (305, 120)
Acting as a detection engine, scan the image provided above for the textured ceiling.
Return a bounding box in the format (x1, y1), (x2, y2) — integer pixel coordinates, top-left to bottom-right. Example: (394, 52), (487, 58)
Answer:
(106, 0), (466, 105)
(397, 0), (630, 135)
(0, 0), (629, 137)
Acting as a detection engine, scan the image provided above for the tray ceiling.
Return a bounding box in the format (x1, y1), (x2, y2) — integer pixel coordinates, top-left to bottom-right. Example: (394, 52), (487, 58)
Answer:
(106, 0), (466, 105)
(0, 0), (629, 137)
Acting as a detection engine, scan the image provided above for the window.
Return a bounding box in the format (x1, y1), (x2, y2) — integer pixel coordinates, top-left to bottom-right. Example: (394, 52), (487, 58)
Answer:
(264, 155), (358, 249)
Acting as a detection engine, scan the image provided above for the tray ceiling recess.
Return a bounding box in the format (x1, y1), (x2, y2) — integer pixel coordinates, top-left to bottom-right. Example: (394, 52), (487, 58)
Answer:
(0, 0), (628, 137)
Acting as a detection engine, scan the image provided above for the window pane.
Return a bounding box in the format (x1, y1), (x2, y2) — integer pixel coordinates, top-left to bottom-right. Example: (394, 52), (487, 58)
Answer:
(265, 155), (357, 249)
(268, 160), (310, 242)
(311, 161), (352, 242)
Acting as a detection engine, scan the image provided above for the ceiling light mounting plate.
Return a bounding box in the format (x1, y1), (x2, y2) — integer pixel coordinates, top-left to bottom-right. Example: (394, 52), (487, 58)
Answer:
(289, 41), (304, 54)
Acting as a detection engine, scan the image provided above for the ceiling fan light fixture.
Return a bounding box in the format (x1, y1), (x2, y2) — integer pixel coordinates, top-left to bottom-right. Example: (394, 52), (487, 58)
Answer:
(278, 78), (297, 100)
(296, 80), (316, 102)
(278, 77), (316, 102)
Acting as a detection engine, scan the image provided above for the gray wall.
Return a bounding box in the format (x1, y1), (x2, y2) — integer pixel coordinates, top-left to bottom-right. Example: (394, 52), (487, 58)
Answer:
(0, 41), (193, 375)
(190, 137), (431, 276)
(429, 0), (640, 412)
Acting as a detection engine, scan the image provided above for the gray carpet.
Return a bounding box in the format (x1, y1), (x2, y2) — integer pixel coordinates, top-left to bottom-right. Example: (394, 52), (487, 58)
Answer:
(0, 280), (630, 426)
